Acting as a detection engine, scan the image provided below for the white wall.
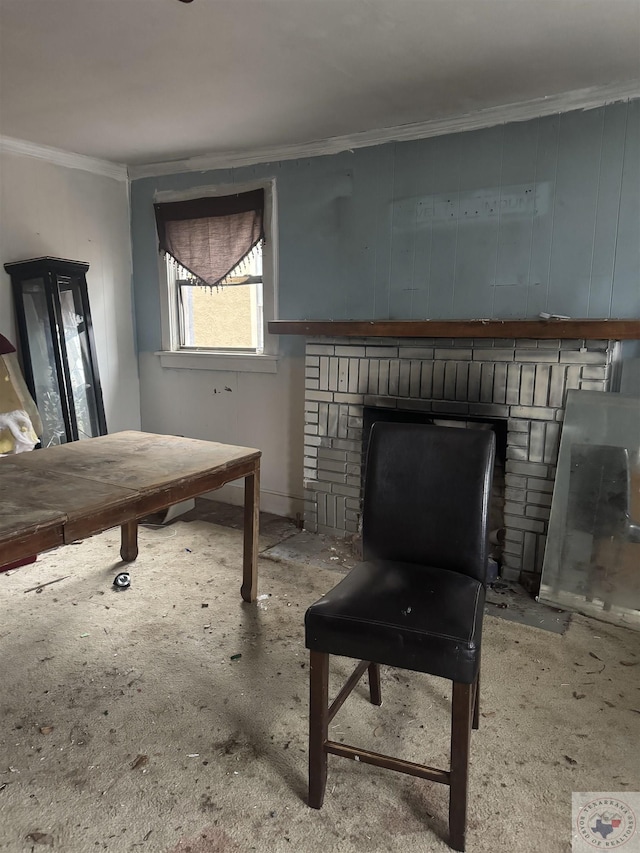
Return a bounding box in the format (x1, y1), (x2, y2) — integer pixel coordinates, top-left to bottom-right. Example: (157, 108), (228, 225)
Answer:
(0, 148), (141, 433)
(137, 343), (305, 518)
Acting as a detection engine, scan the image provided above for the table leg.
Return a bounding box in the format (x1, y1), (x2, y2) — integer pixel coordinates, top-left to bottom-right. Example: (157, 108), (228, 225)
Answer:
(241, 466), (260, 602)
(120, 520), (138, 562)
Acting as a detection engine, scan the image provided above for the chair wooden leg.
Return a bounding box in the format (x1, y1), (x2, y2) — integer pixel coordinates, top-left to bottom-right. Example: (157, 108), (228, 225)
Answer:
(449, 681), (474, 852)
(309, 650), (329, 809)
(472, 670), (480, 730)
(368, 662), (382, 706)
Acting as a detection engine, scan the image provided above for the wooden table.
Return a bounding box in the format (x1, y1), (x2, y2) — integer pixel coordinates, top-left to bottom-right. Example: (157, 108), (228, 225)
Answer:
(0, 431), (261, 601)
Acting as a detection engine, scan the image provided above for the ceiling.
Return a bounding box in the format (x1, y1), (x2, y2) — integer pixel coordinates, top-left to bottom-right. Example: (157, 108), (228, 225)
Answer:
(1, 0), (639, 168)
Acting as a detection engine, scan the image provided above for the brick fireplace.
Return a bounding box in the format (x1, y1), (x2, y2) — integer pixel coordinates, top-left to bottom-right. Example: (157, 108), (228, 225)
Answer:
(300, 333), (620, 590)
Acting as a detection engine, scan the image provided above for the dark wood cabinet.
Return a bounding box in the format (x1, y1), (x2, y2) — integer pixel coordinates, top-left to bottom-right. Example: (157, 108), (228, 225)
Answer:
(4, 257), (107, 447)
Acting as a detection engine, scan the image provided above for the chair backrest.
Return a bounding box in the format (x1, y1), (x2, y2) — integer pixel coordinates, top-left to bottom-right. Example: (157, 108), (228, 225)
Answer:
(362, 422), (496, 582)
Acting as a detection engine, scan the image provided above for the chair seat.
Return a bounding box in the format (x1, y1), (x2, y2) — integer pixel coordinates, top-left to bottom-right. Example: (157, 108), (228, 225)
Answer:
(305, 560), (485, 684)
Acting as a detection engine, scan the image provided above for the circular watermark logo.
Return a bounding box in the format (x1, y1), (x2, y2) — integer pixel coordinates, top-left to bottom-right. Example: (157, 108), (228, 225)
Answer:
(576, 797), (637, 848)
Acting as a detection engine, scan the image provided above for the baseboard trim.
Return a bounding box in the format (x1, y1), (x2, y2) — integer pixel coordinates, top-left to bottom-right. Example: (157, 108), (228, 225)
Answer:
(201, 483), (304, 520)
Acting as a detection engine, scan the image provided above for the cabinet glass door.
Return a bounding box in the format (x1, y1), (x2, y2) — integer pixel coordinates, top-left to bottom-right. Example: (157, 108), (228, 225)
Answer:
(20, 278), (68, 447)
(57, 279), (103, 440)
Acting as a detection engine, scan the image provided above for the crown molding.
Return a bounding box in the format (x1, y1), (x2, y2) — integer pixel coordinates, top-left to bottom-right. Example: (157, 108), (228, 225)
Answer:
(129, 80), (640, 180)
(0, 136), (128, 181)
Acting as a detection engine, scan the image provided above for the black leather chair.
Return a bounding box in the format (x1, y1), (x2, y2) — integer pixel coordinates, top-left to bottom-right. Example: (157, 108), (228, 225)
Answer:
(304, 422), (496, 852)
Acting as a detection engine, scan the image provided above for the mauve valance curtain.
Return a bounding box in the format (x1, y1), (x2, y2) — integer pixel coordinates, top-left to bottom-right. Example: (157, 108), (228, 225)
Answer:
(154, 189), (264, 287)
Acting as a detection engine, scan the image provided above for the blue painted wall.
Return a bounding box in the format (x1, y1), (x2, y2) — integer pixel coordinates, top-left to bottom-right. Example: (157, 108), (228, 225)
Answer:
(131, 101), (639, 354)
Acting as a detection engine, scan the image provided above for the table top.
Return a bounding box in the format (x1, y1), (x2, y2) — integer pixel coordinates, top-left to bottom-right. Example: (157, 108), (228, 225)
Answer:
(0, 431), (261, 555)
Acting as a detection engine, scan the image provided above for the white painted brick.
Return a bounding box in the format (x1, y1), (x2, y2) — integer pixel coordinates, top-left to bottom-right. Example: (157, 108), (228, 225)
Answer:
(318, 447), (348, 460)
(506, 446), (529, 462)
(579, 380), (606, 391)
(365, 346), (398, 357)
(522, 532), (537, 572)
(525, 477), (554, 493)
(348, 360), (360, 393)
(323, 471), (347, 484)
(504, 474), (527, 488)
(528, 421), (546, 463)
(506, 461), (549, 478)
(508, 419), (531, 432)
(581, 364), (608, 380)
(333, 392), (364, 404)
(320, 459), (347, 473)
(504, 502), (525, 516)
(435, 348), (473, 361)
(516, 350), (560, 363)
(509, 405), (557, 420)
(505, 528), (524, 544)
(336, 346), (365, 357)
(504, 514), (546, 533)
(487, 339), (516, 348)
(560, 351), (607, 364)
(472, 348), (515, 361)
(332, 484), (360, 498)
(306, 479), (331, 493)
(307, 344), (335, 355)
(508, 432), (529, 447)
(526, 505), (550, 521)
(307, 390), (334, 402)
(332, 439), (360, 451)
(527, 491), (553, 507)
(400, 347), (435, 359)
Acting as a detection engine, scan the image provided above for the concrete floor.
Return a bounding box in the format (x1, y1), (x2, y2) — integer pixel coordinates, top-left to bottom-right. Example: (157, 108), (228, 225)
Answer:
(0, 499), (638, 853)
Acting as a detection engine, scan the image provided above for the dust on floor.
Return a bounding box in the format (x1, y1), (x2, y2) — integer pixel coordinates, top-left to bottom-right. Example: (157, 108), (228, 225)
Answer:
(0, 509), (638, 853)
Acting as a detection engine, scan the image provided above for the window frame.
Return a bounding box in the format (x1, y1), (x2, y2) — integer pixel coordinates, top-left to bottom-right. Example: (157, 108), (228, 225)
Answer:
(154, 179), (278, 373)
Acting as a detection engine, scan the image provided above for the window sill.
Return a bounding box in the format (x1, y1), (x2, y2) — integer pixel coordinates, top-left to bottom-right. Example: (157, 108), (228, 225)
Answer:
(156, 350), (279, 373)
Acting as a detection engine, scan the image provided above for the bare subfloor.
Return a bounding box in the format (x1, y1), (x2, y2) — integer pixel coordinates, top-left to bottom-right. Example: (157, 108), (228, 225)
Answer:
(0, 501), (638, 853)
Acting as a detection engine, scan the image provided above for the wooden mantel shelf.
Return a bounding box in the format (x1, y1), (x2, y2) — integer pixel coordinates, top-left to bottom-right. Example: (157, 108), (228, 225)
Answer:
(268, 319), (640, 340)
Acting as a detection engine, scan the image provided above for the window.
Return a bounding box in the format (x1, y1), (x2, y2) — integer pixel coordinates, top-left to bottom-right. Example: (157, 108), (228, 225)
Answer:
(154, 181), (278, 371)
(172, 249), (263, 351)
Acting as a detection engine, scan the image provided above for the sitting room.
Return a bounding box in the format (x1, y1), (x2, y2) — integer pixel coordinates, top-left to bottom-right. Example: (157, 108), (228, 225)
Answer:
(0, 2), (639, 852)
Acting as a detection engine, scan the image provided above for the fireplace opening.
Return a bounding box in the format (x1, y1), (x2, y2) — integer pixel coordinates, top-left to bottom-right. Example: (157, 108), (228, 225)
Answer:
(362, 406), (507, 577)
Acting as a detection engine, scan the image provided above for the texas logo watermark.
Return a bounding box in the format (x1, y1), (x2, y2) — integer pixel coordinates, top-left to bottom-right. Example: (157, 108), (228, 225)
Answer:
(572, 793), (638, 851)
